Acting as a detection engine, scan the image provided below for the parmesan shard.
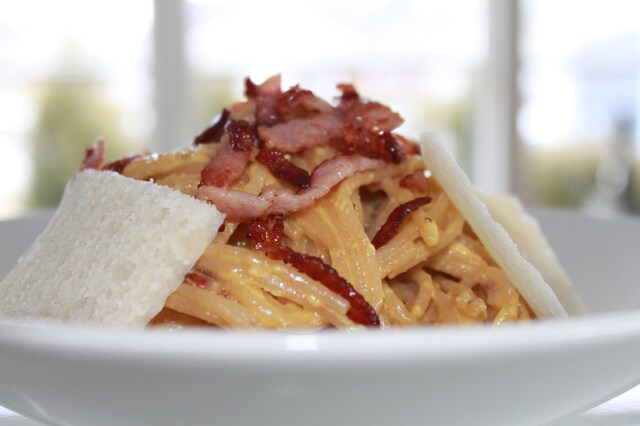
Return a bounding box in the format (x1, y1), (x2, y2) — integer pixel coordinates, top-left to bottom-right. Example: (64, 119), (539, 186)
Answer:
(477, 192), (585, 315)
(420, 133), (569, 319)
(0, 170), (226, 327)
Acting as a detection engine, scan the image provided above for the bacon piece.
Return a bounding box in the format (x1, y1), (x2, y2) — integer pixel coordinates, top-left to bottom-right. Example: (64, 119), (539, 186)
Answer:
(276, 85), (314, 118)
(284, 250), (380, 326)
(331, 123), (405, 164)
(394, 133), (421, 155)
(256, 148), (311, 189)
(345, 101), (404, 133)
(245, 75), (282, 98)
(248, 77), (334, 128)
(381, 132), (404, 163)
(196, 155), (384, 221)
(246, 217), (380, 326)
(194, 108), (230, 145)
(227, 119), (254, 152)
(196, 187), (270, 221)
(102, 155), (142, 174)
(276, 85), (334, 120)
(301, 155), (383, 200)
(371, 196), (432, 249)
(253, 78), (406, 161)
(337, 84), (404, 133)
(337, 83), (360, 103)
(246, 76), (282, 126)
(229, 101), (254, 120)
(198, 120), (255, 188)
(258, 114), (344, 153)
(247, 215), (285, 246)
(198, 136), (241, 187)
(80, 139), (105, 171)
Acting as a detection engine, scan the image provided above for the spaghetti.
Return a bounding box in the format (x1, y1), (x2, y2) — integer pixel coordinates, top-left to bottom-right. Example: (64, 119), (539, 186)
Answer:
(93, 76), (535, 330)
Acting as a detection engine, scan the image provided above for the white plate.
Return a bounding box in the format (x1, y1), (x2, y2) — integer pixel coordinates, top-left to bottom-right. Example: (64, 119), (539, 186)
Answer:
(1, 208), (640, 426)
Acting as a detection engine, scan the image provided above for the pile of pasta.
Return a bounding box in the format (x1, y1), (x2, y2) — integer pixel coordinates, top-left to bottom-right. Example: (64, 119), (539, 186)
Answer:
(127, 145), (531, 329)
(86, 75), (571, 330)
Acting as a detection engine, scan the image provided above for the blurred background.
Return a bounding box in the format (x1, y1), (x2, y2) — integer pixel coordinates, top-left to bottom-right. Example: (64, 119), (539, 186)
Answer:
(0, 0), (639, 219)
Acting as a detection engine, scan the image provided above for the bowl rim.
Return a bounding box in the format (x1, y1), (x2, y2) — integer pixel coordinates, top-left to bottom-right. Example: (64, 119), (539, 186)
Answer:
(2, 309), (640, 367)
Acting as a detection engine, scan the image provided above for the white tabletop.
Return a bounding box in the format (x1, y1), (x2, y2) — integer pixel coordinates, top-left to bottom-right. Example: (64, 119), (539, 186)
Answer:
(2, 385), (640, 425)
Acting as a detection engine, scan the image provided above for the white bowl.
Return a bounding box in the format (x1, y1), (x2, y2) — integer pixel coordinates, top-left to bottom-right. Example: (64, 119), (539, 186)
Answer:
(1, 208), (640, 426)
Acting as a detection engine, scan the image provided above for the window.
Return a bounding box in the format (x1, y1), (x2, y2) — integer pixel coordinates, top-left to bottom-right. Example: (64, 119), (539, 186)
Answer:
(519, 0), (640, 215)
(1, 0), (638, 220)
(0, 0), (152, 217)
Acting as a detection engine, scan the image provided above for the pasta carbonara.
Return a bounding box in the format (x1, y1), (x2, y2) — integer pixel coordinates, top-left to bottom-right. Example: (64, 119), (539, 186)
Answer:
(86, 76), (535, 330)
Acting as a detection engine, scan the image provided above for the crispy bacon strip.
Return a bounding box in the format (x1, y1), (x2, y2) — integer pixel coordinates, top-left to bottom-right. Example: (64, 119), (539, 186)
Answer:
(337, 83), (360, 103)
(247, 217), (380, 326)
(256, 148), (311, 189)
(258, 113), (344, 153)
(253, 78), (408, 162)
(227, 120), (254, 152)
(276, 84), (334, 119)
(393, 133), (421, 155)
(194, 108), (230, 145)
(80, 139), (105, 171)
(197, 189), (269, 221)
(245, 75), (282, 98)
(371, 196), (432, 249)
(198, 135), (246, 188)
(196, 155), (384, 221)
(245, 76), (282, 126)
(199, 120), (255, 188)
(337, 86), (403, 134)
(331, 123), (406, 164)
(381, 132), (404, 163)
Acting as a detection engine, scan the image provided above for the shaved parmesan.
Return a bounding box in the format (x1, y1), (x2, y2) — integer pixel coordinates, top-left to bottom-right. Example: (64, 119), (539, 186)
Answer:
(478, 192), (584, 315)
(420, 133), (568, 318)
(0, 170), (225, 327)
